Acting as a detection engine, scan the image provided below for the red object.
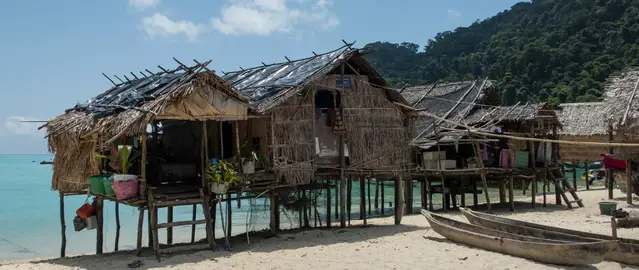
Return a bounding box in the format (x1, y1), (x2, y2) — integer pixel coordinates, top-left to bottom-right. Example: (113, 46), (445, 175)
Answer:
(113, 179), (139, 200)
(76, 203), (95, 219)
(604, 155), (626, 171)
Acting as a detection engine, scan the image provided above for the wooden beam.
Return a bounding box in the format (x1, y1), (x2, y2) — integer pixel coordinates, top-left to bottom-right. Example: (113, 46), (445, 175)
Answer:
(627, 160), (633, 204)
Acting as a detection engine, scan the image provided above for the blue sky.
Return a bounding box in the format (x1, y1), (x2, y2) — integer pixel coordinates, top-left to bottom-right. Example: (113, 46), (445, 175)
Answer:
(0, 0), (523, 154)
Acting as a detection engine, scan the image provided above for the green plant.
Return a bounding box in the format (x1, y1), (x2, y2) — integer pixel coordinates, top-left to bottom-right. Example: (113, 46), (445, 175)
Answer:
(206, 160), (239, 186)
(252, 152), (271, 169)
(96, 145), (139, 174)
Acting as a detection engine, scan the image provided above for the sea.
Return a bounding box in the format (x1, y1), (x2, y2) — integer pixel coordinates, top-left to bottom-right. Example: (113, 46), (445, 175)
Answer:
(0, 154), (592, 261)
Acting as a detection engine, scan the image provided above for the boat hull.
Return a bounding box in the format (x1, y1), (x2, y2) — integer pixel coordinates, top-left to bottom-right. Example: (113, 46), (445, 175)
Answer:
(421, 210), (615, 266)
(460, 207), (639, 266)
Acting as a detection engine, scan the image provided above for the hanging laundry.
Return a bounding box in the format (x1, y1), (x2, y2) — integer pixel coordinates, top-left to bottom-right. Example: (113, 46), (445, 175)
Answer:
(332, 108), (346, 135)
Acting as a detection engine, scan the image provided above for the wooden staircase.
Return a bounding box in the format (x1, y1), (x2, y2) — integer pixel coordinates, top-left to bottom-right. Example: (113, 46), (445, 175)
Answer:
(548, 167), (584, 209)
(147, 188), (215, 261)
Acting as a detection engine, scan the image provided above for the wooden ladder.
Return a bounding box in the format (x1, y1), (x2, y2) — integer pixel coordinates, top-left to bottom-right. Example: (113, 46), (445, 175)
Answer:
(148, 188), (215, 261)
(548, 168), (584, 209)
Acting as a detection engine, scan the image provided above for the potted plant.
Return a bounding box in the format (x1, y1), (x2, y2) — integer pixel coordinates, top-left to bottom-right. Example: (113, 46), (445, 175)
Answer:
(466, 157), (478, 169)
(240, 152), (258, 174)
(254, 153), (271, 170)
(206, 160), (239, 194)
(96, 144), (140, 199)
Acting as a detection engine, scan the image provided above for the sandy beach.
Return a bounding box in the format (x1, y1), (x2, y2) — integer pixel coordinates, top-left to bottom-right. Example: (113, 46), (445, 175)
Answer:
(2, 188), (638, 270)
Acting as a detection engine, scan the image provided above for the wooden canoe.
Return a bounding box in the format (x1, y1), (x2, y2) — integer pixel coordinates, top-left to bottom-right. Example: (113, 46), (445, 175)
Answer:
(460, 207), (639, 266)
(421, 210), (616, 266)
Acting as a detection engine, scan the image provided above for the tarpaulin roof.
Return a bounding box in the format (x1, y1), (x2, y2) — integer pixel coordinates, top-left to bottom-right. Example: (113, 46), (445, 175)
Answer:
(222, 45), (404, 113)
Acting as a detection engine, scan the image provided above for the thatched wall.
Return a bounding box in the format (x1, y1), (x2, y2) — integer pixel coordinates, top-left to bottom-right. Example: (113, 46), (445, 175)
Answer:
(270, 87), (315, 185)
(49, 134), (100, 192)
(338, 75), (410, 170)
(559, 135), (608, 161)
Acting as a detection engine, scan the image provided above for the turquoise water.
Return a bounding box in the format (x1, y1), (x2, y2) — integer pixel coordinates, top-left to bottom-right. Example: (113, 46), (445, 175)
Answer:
(0, 155), (601, 261)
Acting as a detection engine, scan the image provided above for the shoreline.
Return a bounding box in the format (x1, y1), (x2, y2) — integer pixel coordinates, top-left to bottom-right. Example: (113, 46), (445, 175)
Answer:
(1, 188), (637, 269)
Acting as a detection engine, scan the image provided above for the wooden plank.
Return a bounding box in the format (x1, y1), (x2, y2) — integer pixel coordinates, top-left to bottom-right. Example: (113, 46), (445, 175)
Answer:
(158, 219), (207, 229)
(154, 198), (203, 207)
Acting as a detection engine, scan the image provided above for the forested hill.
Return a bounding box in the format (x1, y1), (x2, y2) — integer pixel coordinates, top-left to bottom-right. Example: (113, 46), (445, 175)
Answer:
(363, 0), (639, 105)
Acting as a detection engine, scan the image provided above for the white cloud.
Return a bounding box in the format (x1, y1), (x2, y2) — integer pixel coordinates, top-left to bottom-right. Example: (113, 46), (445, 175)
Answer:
(141, 13), (203, 41)
(447, 9), (461, 18)
(129, 0), (160, 10)
(2, 116), (43, 136)
(212, 0), (339, 36)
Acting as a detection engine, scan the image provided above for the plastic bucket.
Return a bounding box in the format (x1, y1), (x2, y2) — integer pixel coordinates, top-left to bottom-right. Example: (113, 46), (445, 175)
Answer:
(599, 202), (617, 216)
(88, 174), (110, 194)
(103, 178), (116, 196)
(113, 179), (139, 200)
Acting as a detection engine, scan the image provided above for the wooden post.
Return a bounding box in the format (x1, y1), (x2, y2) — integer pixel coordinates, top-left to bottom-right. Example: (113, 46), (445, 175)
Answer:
(584, 160), (590, 191)
(473, 141), (492, 213)
(509, 173), (515, 211)
(572, 159), (577, 191)
(381, 180), (385, 215)
(427, 175), (433, 211)
(499, 179), (506, 204)
(531, 136), (537, 208)
(394, 173), (403, 225)
(360, 175), (367, 225)
(609, 124), (614, 200)
(420, 177), (426, 209)
(59, 191), (66, 258)
(227, 193), (232, 237)
(627, 160), (633, 204)
(115, 202), (120, 251)
(167, 207), (173, 245)
(543, 143), (548, 207)
(270, 196), (279, 233)
(374, 177), (379, 209)
(347, 175), (352, 226)
(96, 197), (104, 254)
(472, 180), (478, 208)
(191, 204), (197, 243)
(335, 179), (339, 220)
(611, 217), (618, 239)
(339, 62), (347, 228)
(367, 177), (372, 216)
(136, 207), (144, 256)
(326, 177), (331, 228)
(140, 130), (147, 200)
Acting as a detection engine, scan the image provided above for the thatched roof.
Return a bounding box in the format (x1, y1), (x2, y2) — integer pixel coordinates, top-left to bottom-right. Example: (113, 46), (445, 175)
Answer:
(556, 102), (607, 136)
(402, 79), (498, 142)
(601, 68), (639, 130)
(463, 103), (559, 127)
(42, 60), (251, 192)
(222, 45), (407, 113)
(43, 61), (248, 141)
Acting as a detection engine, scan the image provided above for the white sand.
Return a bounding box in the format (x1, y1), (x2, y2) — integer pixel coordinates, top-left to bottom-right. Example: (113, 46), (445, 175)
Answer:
(2, 188), (638, 270)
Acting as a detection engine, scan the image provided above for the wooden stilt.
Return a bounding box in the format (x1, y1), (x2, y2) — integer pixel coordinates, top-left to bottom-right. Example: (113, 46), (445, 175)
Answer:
(572, 159), (577, 191)
(270, 196), (279, 233)
(531, 137), (537, 208)
(326, 177), (331, 228)
(167, 206), (173, 245)
(115, 202), (121, 251)
(191, 204), (197, 243)
(59, 191), (66, 258)
(374, 177), (379, 209)
(394, 174), (403, 225)
(543, 143), (548, 207)
(303, 190), (309, 228)
(460, 179), (466, 207)
(367, 177), (372, 216)
(585, 160), (590, 191)
(339, 62), (346, 228)
(381, 180), (385, 215)
(96, 197), (104, 254)
(509, 173), (515, 211)
(347, 175), (352, 226)
(611, 217), (618, 239)
(150, 205), (160, 261)
(147, 205), (153, 248)
(199, 189), (215, 251)
(427, 176), (433, 211)
(227, 193), (232, 237)
(360, 175), (367, 225)
(420, 178), (426, 209)
(472, 140), (492, 213)
(136, 207), (144, 256)
(627, 160), (633, 204)
(335, 179), (339, 220)
(499, 179), (506, 204)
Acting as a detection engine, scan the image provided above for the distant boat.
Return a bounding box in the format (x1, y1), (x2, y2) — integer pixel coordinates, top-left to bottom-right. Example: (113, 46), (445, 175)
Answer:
(40, 161), (53, 165)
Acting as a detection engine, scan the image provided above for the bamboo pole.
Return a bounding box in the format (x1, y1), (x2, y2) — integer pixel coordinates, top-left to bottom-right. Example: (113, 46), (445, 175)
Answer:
(627, 160), (633, 204)
(374, 177), (379, 209)
(59, 191), (66, 258)
(367, 177), (371, 216)
(339, 63), (346, 228)
(395, 173), (403, 225)
(531, 129), (536, 208)
(115, 203), (120, 251)
(360, 175), (367, 225)
(191, 204), (197, 243)
(381, 180), (385, 215)
(326, 176), (331, 228)
(543, 143), (548, 207)
(572, 159), (577, 191)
